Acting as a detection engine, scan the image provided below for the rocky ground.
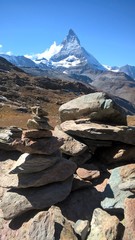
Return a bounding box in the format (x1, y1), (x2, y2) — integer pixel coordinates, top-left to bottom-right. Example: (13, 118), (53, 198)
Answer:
(0, 92), (135, 240)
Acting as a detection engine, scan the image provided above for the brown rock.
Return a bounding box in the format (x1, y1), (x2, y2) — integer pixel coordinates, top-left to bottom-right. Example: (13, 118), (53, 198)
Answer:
(87, 208), (122, 240)
(119, 164), (135, 191)
(123, 198), (135, 240)
(120, 163), (135, 181)
(1, 158), (77, 188)
(12, 136), (63, 155)
(22, 129), (52, 139)
(76, 164), (100, 181)
(9, 152), (61, 174)
(0, 176), (73, 219)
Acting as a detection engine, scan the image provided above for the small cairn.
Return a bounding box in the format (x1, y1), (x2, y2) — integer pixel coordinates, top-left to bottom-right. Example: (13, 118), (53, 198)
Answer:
(0, 106), (77, 220)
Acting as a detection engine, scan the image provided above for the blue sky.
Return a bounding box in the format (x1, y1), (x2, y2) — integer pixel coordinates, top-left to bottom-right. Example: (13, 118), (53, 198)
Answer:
(0, 0), (135, 66)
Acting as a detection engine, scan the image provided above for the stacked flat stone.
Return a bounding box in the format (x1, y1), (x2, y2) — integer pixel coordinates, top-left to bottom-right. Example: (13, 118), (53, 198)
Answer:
(0, 106), (77, 220)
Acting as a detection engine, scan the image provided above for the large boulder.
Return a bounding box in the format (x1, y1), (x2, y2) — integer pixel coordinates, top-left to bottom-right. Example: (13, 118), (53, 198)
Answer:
(0, 176), (73, 219)
(59, 92), (127, 125)
(60, 119), (135, 146)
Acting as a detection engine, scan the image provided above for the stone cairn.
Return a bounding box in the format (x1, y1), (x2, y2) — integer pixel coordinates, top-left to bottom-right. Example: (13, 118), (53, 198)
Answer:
(0, 106), (76, 220)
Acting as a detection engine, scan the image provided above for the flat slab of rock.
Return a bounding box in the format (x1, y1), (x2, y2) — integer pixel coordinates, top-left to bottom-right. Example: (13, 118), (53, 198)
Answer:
(9, 152), (61, 174)
(87, 208), (121, 240)
(60, 119), (135, 145)
(1, 158), (77, 188)
(53, 126), (87, 156)
(101, 166), (134, 212)
(59, 92), (127, 125)
(12, 136), (63, 155)
(22, 129), (52, 139)
(0, 176), (73, 219)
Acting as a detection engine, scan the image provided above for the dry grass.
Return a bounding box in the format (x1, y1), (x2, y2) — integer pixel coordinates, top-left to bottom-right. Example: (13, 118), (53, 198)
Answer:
(1, 104), (135, 129)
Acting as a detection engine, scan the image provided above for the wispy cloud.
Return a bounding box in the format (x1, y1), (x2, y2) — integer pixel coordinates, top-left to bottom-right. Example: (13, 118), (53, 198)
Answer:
(25, 41), (63, 61)
(0, 44), (3, 48)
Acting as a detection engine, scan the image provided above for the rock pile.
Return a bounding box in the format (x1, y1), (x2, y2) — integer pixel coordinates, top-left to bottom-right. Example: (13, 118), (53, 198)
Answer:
(0, 93), (135, 239)
(0, 106), (77, 219)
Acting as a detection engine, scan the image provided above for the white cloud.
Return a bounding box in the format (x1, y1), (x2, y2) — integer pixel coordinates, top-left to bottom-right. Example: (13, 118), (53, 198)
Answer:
(0, 44), (3, 48)
(6, 51), (12, 55)
(25, 41), (63, 61)
(36, 42), (62, 60)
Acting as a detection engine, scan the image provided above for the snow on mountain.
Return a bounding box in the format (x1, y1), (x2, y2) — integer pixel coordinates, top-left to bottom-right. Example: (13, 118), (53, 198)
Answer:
(0, 54), (37, 68)
(103, 64), (135, 79)
(50, 29), (105, 71)
(103, 65), (120, 72)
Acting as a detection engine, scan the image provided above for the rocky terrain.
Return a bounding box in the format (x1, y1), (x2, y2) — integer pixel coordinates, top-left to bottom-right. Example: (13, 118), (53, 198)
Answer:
(0, 92), (135, 240)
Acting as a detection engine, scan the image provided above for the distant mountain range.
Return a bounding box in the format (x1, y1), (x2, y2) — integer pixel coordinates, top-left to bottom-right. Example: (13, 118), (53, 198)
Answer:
(0, 29), (135, 104)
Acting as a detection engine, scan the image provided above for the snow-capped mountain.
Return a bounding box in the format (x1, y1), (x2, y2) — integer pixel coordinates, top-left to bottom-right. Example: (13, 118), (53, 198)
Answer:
(50, 29), (105, 72)
(0, 29), (135, 81)
(0, 54), (37, 68)
(119, 65), (135, 79)
(104, 64), (135, 79)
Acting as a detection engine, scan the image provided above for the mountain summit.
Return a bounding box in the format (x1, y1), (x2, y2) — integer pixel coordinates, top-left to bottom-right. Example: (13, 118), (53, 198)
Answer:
(50, 29), (105, 72)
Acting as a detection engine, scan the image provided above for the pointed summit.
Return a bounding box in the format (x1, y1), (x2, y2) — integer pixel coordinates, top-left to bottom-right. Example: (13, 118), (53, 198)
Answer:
(63, 29), (80, 45)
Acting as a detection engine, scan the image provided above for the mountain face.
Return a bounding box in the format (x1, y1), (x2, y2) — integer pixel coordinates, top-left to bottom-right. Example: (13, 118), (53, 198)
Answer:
(119, 65), (135, 79)
(0, 29), (135, 105)
(50, 29), (105, 72)
(0, 56), (24, 72)
(104, 64), (135, 79)
(0, 54), (37, 68)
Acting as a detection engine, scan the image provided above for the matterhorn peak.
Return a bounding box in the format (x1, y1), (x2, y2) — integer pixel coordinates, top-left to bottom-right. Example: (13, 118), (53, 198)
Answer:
(62, 29), (80, 46)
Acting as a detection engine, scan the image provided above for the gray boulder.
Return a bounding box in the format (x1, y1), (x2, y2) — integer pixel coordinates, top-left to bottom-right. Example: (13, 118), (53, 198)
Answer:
(60, 119), (135, 146)
(59, 92), (127, 125)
